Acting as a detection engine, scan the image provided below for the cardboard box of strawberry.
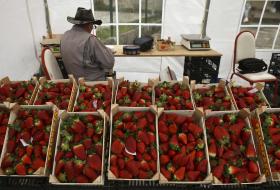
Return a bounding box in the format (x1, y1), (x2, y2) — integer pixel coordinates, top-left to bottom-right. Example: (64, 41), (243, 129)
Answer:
(0, 104), (59, 176)
(115, 78), (154, 107)
(158, 109), (211, 184)
(108, 105), (159, 180)
(50, 111), (107, 185)
(0, 104), (10, 156)
(192, 80), (235, 111)
(228, 82), (270, 111)
(154, 77), (194, 110)
(73, 78), (114, 116)
(251, 107), (280, 181)
(0, 77), (39, 105)
(205, 110), (264, 184)
(34, 75), (77, 111)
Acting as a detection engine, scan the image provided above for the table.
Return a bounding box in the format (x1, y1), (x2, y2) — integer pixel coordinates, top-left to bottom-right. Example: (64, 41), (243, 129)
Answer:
(41, 38), (222, 83)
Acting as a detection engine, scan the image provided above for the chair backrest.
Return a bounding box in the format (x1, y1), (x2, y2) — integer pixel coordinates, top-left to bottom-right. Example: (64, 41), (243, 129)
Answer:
(41, 48), (63, 80)
(234, 31), (256, 65)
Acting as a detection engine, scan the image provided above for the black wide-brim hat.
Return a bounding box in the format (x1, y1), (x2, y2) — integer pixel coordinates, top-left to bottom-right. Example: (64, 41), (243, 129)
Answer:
(67, 7), (102, 25)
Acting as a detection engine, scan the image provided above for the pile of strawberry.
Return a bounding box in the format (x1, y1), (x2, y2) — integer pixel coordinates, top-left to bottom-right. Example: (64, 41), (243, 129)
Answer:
(0, 81), (36, 104)
(159, 113), (208, 181)
(116, 80), (152, 107)
(34, 81), (73, 110)
(155, 81), (193, 110)
(0, 110), (9, 154)
(110, 111), (157, 179)
(205, 114), (260, 183)
(1, 109), (53, 175)
(231, 86), (267, 110)
(193, 85), (232, 111)
(259, 112), (280, 173)
(54, 114), (104, 183)
(74, 83), (112, 115)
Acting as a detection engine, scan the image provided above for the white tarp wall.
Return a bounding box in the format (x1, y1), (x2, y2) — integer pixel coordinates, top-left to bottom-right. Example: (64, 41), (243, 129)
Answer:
(0, 0), (275, 82)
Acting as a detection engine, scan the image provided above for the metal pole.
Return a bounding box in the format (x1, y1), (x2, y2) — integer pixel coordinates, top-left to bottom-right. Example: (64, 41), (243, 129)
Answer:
(44, 0), (53, 38)
(201, 0), (211, 38)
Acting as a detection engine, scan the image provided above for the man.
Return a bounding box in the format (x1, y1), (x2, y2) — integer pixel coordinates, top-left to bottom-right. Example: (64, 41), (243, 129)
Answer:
(61, 7), (114, 81)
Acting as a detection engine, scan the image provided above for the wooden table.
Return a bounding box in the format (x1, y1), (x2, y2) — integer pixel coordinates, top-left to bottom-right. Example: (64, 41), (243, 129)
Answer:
(41, 38), (222, 83)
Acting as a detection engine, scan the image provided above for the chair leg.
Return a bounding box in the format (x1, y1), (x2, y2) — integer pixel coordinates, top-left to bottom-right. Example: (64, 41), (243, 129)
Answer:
(273, 80), (279, 106)
(230, 73), (234, 80)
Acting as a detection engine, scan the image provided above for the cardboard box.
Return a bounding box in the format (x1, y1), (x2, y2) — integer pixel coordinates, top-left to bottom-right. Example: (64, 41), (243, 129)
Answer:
(49, 110), (107, 185)
(154, 76), (195, 110)
(0, 77), (39, 105)
(204, 109), (265, 185)
(158, 108), (212, 184)
(34, 75), (78, 112)
(0, 103), (59, 177)
(108, 104), (159, 181)
(251, 107), (280, 181)
(227, 82), (270, 110)
(191, 79), (235, 111)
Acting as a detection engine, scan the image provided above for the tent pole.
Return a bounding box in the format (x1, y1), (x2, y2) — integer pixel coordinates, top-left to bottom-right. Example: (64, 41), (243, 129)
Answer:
(44, 0), (53, 38)
(201, 0), (211, 39)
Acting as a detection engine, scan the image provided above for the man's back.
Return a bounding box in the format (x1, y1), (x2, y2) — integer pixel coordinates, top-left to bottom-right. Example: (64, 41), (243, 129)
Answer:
(61, 25), (114, 81)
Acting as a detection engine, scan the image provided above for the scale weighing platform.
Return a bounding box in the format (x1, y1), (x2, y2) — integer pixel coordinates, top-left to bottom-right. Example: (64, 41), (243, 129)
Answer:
(181, 34), (211, 51)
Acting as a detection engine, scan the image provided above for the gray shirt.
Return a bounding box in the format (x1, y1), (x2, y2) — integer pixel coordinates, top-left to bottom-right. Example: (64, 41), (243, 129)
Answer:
(61, 25), (114, 81)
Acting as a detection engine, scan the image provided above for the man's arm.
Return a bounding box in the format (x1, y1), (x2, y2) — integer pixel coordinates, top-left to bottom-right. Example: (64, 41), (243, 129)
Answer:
(89, 36), (115, 69)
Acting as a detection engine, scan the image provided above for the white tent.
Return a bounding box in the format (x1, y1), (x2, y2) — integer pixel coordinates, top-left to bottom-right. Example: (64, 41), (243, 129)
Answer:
(0, 0), (276, 82)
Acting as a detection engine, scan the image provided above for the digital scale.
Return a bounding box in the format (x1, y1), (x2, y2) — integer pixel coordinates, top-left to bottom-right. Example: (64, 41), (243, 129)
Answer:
(181, 0), (211, 51)
(181, 34), (211, 51)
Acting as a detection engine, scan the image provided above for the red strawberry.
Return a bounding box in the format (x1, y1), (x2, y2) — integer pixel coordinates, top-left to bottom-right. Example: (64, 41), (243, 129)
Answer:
(138, 170), (151, 179)
(55, 160), (65, 175)
(119, 170), (132, 179)
(87, 154), (102, 172)
(248, 160), (259, 173)
(7, 140), (16, 153)
(76, 175), (89, 183)
(73, 144), (86, 160)
(83, 138), (92, 149)
(160, 155), (170, 165)
(213, 126), (230, 145)
(178, 133), (187, 144)
(149, 160), (157, 173)
(150, 147), (157, 161)
(126, 160), (140, 177)
(83, 166), (97, 181)
(186, 171), (200, 181)
(125, 136), (136, 154)
(246, 143), (256, 159)
(159, 132), (169, 143)
(32, 158), (45, 171)
(15, 163), (26, 175)
(275, 149), (280, 159)
(227, 165), (241, 175)
(138, 131), (149, 145)
(117, 158), (125, 169)
(174, 167), (185, 181)
(146, 112), (155, 123)
(161, 167), (171, 180)
(168, 123), (178, 134)
(188, 123), (203, 137)
(246, 173), (260, 182)
(197, 159), (208, 173)
(22, 154), (32, 165)
(1, 153), (14, 168)
(140, 160), (150, 171)
(111, 139), (124, 154)
(137, 117), (148, 129)
(72, 121), (86, 134)
(110, 166), (119, 178)
(169, 135), (180, 151)
(147, 132), (156, 144)
(137, 142), (145, 154)
(213, 164), (224, 179)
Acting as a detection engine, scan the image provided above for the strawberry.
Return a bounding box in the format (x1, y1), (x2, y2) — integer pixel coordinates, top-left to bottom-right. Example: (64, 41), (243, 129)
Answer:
(149, 160), (157, 173)
(110, 166), (119, 178)
(186, 171), (200, 181)
(246, 173), (260, 182)
(83, 138), (92, 149)
(87, 154), (102, 172)
(196, 159), (208, 173)
(213, 126), (230, 145)
(118, 158), (125, 169)
(140, 160), (150, 171)
(73, 144), (86, 160)
(174, 167), (185, 181)
(125, 136), (136, 154)
(1, 153), (14, 168)
(15, 163), (26, 175)
(126, 160), (140, 177)
(55, 160), (65, 175)
(146, 112), (155, 123)
(169, 135), (180, 151)
(119, 170), (132, 179)
(22, 154), (32, 165)
(160, 155), (170, 165)
(6, 140), (16, 153)
(213, 164), (224, 179)
(159, 132), (169, 143)
(208, 141), (217, 158)
(111, 139), (124, 154)
(138, 170), (151, 179)
(138, 131), (149, 145)
(178, 133), (187, 144)
(72, 121), (86, 134)
(246, 143), (256, 159)
(248, 160), (259, 173)
(83, 166), (97, 181)
(76, 175), (89, 183)
(168, 123), (178, 134)
(137, 142), (145, 154)
(137, 117), (148, 129)
(275, 149), (280, 159)
(161, 167), (171, 180)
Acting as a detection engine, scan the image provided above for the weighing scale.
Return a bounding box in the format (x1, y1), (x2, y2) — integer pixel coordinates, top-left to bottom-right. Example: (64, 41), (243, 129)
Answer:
(181, 0), (211, 51)
(181, 34), (211, 51)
